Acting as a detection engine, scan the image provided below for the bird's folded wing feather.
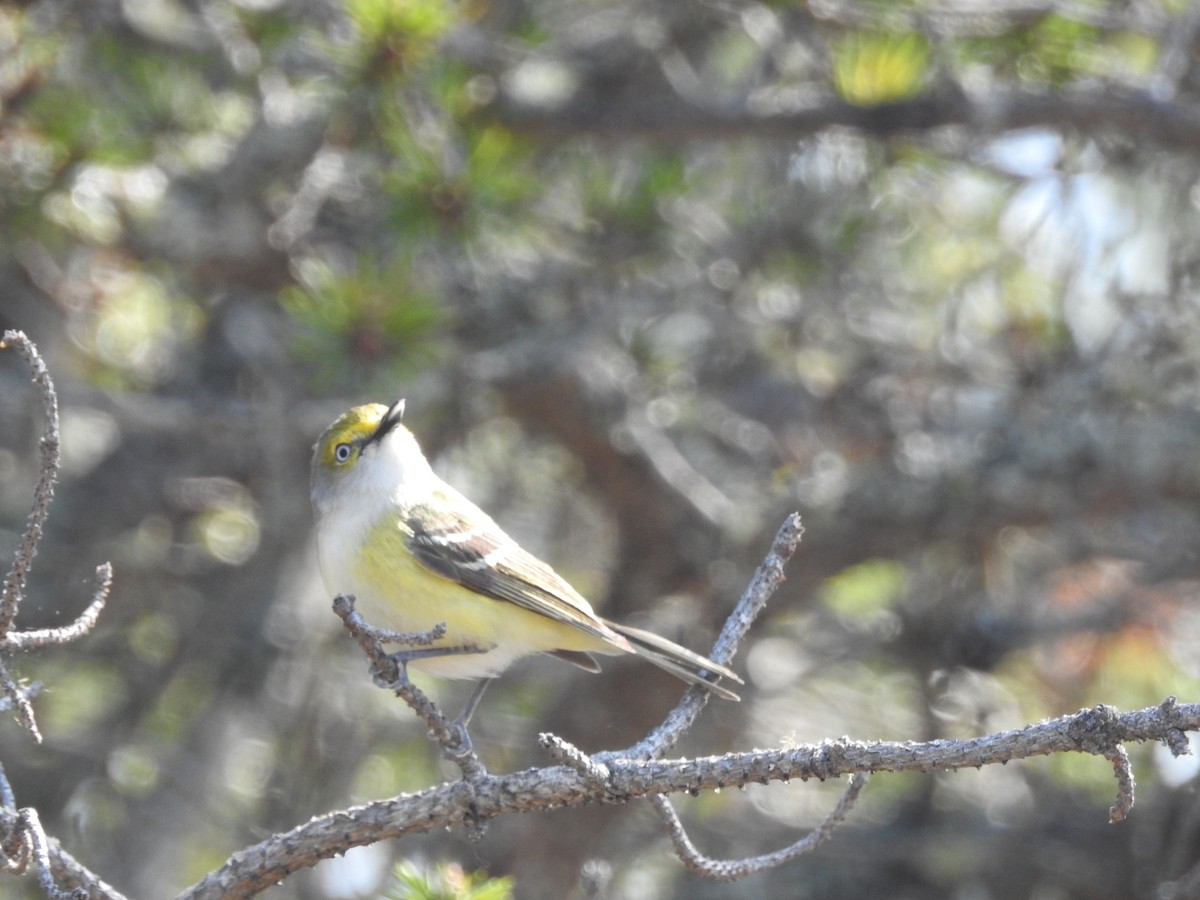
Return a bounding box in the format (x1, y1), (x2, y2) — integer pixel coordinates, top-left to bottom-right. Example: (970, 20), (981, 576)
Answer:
(402, 491), (627, 648)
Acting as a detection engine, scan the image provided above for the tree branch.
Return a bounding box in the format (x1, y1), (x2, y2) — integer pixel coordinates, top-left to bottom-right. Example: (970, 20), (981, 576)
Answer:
(648, 772), (869, 880)
(176, 697), (1198, 900)
(5, 564), (113, 651)
(0, 331), (114, 744)
(0, 330), (61, 634)
(613, 513), (803, 761)
(330, 595), (488, 786)
(0, 765), (129, 900)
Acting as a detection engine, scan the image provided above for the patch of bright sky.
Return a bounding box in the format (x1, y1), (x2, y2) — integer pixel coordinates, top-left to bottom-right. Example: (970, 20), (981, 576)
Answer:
(989, 129), (1171, 353)
(985, 129), (1063, 179)
(1155, 732), (1200, 787)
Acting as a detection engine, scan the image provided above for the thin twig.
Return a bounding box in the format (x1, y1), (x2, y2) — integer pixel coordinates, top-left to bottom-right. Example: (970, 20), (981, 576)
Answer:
(0, 806), (128, 899)
(1107, 746), (1135, 823)
(6, 564), (113, 650)
(615, 513), (803, 761)
(331, 595), (487, 784)
(361, 619), (447, 648)
(0, 762), (14, 811)
(1, 332), (113, 744)
(0, 330), (61, 634)
(649, 772), (869, 880)
(1159, 695), (1191, 757)
(538, 733), (611, 789)
(0, 656), (40, 743)
(0, 681), (41, 720)
(0, 681), (41, 716)
(17, 809), (87, 900)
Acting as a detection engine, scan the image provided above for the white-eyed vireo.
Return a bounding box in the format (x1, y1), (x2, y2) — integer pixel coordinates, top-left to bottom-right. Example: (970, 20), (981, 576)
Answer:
(310, 401), (741, 718)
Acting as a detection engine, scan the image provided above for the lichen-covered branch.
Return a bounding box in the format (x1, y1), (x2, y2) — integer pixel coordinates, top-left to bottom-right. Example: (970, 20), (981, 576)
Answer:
(177, 697), (1199, 900)
(648, 772), (869, 880)
(331, 595), (487, 785)
(0, 330), (61, 634)
(0, 332), (114, 745)
(0, 767), (128, 900)
(0, 331), (118, 897)
(615, 513), (803, 761)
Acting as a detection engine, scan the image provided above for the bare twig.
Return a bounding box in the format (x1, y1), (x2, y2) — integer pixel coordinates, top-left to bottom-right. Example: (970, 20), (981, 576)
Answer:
(615, 513), (803, 761)
(0, 807), (129, 900)
(0, 330), (61, 634)
(538, 733), (611, 789)
(0, 335), (120, 892)
(0, 682), (42, 716)
(0, 332), (113, 743)
(15, 809), (87, 900)
(6, 564), (113, 651)
(649, 772), (870, 880)
(1160, 695), (1191, 757)
(1106, 746), (1135, 823)
(0, 762), (15, 811)
(331, 595), (487, 784)
(0, 656), (40, 742)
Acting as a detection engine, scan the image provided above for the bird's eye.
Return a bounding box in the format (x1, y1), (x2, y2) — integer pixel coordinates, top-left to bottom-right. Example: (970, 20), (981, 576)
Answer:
(333, 442), (353, 464)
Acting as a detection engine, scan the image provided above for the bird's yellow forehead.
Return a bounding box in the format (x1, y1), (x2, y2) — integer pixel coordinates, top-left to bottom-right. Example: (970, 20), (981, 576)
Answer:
(316, 403), (387, 467)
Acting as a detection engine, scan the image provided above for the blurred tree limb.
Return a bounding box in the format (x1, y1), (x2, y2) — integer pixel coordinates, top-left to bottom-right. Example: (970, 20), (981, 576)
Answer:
(482, 84), (1200, 151)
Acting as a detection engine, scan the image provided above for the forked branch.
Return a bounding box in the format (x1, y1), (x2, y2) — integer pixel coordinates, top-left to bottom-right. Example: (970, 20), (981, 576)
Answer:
(0, 331), (119, 898)
(0, 332), (114, 742)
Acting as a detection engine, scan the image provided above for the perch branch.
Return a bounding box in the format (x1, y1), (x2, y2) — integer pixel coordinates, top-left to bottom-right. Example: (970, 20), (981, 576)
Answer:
(176, 698), (1199, 900)
(331, 595), (487, 785)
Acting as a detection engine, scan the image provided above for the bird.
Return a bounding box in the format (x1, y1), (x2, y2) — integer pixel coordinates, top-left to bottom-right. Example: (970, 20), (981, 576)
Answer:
(310, 400), (741, 722)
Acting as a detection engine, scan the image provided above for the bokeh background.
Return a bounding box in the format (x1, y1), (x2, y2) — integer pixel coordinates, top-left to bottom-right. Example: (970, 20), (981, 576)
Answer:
(4, 0), (1200, 897)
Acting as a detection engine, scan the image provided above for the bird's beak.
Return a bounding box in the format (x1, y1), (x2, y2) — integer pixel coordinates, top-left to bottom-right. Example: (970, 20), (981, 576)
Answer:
(367, 399), (406, 446)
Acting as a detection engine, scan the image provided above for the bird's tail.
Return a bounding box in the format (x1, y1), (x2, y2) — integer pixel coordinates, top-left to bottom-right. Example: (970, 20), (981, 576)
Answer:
(605, 621), (742, 701)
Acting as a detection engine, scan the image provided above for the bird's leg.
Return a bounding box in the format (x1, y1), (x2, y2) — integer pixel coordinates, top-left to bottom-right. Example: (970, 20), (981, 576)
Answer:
(456, 678), (493, 729)
(383, 644), (492, 745)
(369, 642), (489, 691)
(441, 678), (493, 755)
(388, 642), (490, 667)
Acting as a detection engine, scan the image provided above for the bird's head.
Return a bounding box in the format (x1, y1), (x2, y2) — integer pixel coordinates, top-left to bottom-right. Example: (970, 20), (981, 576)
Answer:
(310, 400), (430, 518)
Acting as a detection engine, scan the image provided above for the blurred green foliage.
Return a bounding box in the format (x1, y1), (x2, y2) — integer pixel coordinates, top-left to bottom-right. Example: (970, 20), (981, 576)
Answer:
(819, 558), (907, 618)
(388, 861), (514, 900)
(833, 30), (931, 105)
(347, 0), (454, 75)
(281, 254), (444, 391)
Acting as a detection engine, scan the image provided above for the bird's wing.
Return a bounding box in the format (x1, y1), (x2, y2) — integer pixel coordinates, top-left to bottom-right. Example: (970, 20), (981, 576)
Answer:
(401, 488), (629, 649)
